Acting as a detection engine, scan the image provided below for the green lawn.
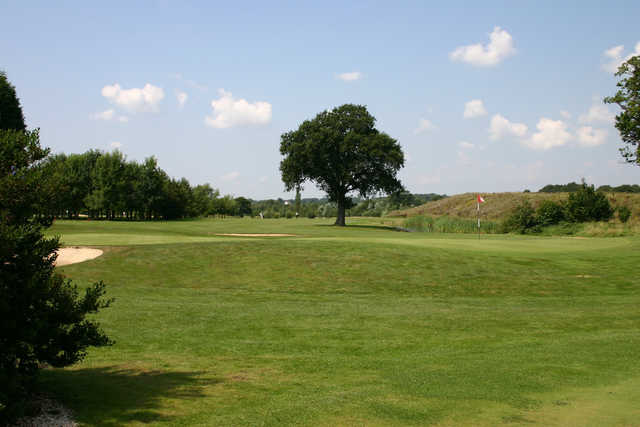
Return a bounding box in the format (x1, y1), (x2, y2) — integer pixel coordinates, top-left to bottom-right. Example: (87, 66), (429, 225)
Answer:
(44, 218), (640, 425)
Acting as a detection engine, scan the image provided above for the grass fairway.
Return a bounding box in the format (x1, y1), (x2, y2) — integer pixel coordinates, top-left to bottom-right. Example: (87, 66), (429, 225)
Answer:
(45, 218), (640, 425)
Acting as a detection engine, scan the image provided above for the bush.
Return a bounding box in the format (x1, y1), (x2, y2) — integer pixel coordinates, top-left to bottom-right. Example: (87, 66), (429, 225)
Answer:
(502, 199), (539, 234)
(618, 206), (632, 223)
(565, 182), (614, 222)
(536, 200), (566, 226)
(307, 211), (316, 219)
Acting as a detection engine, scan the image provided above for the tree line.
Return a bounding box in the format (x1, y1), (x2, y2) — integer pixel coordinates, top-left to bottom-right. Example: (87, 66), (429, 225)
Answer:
(539, 182), (640, 193)
(37, 149), (440, 221)
(38, 150), (251, 220)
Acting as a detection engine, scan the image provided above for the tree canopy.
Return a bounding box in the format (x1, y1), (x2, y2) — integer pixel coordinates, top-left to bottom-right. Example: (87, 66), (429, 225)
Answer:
(279, 104), (404, 226)
(604, 55), (640, 165)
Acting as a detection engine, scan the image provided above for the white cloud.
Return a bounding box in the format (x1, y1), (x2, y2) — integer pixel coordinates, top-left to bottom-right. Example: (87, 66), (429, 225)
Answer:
(578, 103), (615, 124)
(176, 91), (188, 109)
(91, 109), (129, 122)
(414, 118), (436, 134)
(463, 99), (487, 118)
(91, 109), (115, 120)
(577, 126), (607, 147)
(602, 42), (640, 73)
(524, 118), (571, 150)
(458, 141), (475, 149)
(337, 71), (363, 81)
(560, 110), (571, 119)
(205, 89), (272, 129)
(450, 26), (516, 67)
(110, 141), (122, 149)
(259, 176), (268, 183)
(221, 171), (240, 182)
(101, 83), (165, 113)
(489, 114), (527, 140)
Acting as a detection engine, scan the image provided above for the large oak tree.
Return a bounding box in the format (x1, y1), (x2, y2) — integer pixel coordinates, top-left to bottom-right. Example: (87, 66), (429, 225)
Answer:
(280, 104), (404, 226)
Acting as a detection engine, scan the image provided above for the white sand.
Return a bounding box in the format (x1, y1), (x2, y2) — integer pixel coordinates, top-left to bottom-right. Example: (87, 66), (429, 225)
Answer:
(54, 247), (104, 266)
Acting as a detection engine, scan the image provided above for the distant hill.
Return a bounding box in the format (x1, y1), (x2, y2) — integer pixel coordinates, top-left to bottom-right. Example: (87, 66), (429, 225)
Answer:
(388, 192), (640, 221)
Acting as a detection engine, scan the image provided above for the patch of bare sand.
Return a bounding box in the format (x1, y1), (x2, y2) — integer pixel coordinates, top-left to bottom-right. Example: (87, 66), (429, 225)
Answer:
(54, 247), (103, 266)
(216, 233), (297, 237)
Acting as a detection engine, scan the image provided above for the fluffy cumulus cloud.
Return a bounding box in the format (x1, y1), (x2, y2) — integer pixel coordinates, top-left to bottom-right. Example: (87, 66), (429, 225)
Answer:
(524, 118), (571, 150)
(578, 103), (615, 124)
(110, 141), (122, 149)
(414, 118), (436, 134)
(463, 99), (487, 118)
(176, 91), (188, 109)
(602, 42), (640, 73)
(205, 89), (272, 129)
(337, 71), (362, 81)
(489, 114), (527, 140)
(450, 27), (516, 67)
(577, 126), (607, 147)
(101, 83), (165, 113)
(458, 141), (475, 149)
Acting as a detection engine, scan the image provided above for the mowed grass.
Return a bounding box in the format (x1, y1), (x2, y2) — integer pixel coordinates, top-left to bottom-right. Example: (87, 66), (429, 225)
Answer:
(44, 218), (640, 425)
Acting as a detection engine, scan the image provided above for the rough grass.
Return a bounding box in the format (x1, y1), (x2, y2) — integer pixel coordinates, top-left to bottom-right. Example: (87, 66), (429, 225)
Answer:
(42, 218), (640, 425)
(402, 215), (500, 234)
(389, 192), (640, 224)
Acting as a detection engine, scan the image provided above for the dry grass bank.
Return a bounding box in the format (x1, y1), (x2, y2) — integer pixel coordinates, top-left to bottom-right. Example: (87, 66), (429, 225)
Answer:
(388, 192), (640, 222)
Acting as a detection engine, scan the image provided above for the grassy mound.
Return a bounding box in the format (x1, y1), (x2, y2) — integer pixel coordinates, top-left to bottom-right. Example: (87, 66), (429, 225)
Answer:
(389, 192), (640, 222)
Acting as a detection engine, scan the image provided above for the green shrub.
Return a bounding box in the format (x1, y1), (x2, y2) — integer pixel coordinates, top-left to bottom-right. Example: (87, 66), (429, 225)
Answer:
(536, 200), (566, 226)
(618, 206), (632, 223)
(565, 182), (613, 222)
(502, 199), (539, 234)
(307, 212), (316, 219)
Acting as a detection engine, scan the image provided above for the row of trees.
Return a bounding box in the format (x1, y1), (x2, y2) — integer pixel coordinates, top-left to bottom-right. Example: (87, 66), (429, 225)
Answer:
(38, 150), (253, 220)
(539, 182), (640, 193)
(250, 192), (445, 219)
(38, 148), (436, 221)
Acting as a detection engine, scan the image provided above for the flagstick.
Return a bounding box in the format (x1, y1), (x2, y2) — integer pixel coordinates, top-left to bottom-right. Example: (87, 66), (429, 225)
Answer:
(477, 201), (480, 239)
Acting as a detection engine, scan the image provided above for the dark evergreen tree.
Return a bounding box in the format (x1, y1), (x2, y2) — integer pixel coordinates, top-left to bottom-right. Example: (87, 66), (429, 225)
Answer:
(0, 75), (112, 421)
(280, 104), (404, 226)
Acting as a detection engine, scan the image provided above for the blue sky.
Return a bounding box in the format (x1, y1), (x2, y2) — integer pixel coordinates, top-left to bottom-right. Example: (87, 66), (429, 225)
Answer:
(2, 1), (639, 198)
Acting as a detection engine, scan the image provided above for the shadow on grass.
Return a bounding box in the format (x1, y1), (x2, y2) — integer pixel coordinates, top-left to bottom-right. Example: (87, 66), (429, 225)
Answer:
(40, 366), (217, 426)
(314, 224), (400, 231)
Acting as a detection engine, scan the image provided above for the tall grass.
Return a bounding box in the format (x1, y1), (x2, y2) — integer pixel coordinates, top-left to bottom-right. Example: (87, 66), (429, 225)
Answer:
(403, 214), (500, 234)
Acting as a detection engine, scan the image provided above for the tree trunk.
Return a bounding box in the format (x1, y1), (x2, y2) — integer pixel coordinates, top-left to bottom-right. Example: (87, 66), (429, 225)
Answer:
(335, 196), (346, 226)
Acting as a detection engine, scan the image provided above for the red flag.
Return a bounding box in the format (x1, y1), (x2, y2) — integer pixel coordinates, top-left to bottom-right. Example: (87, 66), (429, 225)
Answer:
(477, 195), (485, 203)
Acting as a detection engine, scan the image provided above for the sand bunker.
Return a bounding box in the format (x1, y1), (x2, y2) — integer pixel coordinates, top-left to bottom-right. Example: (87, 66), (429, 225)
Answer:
(55, 247), (104, 266)
(216, 233), (297, 237)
